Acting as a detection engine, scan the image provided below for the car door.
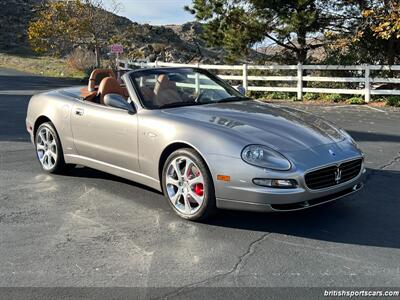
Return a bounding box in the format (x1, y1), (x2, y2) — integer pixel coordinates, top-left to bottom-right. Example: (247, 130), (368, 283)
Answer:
(70, 100), (139, 172)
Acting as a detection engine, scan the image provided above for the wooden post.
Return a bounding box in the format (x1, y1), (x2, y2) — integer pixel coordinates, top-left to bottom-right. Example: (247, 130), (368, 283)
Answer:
(243, 63), (248, 92)
(364, 64), (371, 103)
(297, 63), (303, 101)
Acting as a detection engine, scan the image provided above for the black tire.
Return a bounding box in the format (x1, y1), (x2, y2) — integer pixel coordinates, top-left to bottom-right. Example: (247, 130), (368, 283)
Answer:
(35, 122), (71, 174)
(162, 148), (217, 221)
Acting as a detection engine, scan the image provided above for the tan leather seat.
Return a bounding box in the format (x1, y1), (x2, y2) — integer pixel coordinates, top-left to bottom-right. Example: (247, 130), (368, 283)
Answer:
(88, 69), (116, 92)
(154, 74), (182, 106)
(97, 77), (127, 105)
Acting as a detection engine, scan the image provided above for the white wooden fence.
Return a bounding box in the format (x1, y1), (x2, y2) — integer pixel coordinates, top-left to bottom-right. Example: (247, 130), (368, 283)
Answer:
(117, 60), (400, 102)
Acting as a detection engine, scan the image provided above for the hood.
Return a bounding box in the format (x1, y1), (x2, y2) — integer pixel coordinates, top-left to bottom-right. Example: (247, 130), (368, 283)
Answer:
(163, 100), (345, 151)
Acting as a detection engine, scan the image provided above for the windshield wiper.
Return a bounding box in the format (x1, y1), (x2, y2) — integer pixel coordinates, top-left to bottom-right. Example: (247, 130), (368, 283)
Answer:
(216, 96), (251, 103)
(158, 101), (199, 109)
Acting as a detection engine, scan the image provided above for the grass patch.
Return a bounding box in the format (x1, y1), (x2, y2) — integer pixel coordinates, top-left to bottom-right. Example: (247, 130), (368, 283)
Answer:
(374, 96), (400, 107)
(303, 92), (320, 101)
(260, 91), (297, 101)
(385, 96), (400, 107)
(370, 95), (400, 107)
(0, 53), (86, 79)
(303, 93), (347, 103)
(321, 93), (343, 102)
(346, 96), (365, 105)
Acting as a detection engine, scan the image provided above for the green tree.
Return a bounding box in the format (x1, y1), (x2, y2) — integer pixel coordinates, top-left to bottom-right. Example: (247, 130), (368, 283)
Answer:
(29, 0), (121, 67)
(185, 0), (360, 63)
(357, 0), (400, 65)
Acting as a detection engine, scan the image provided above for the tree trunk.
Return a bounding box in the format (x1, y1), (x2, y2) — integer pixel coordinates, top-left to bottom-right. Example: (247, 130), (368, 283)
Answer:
(388, 39), (395, 66)
(296, 30), (308, 87)
(296, 50), (307, 65)
(386, 39), (395, 78)
(94, 46), (101, 68)
(296, 29), (308, 64)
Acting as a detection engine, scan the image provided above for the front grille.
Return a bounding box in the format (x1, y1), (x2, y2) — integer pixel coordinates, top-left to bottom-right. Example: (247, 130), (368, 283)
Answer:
(305, 159), (363, 190)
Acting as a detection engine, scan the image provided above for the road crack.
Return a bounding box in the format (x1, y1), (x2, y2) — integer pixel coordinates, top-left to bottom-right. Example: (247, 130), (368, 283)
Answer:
(365, 152), (400, 184)
(155, 232), (272, 300)
(378, 152), (400, 170)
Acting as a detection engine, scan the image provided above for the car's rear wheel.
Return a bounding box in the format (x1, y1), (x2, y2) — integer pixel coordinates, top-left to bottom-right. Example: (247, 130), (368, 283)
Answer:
(162, 148), (216, 221)
(35, 122), (70, 174)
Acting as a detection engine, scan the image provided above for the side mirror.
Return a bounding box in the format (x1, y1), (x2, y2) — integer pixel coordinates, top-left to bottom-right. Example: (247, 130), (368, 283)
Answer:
(234, 85), (246, 95)
(104, 94), (135, 113)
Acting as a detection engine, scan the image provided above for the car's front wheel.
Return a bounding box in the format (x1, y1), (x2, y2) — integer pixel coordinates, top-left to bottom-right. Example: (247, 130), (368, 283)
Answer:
(162, 148), (216, 221)
(35, 122), (70, 174)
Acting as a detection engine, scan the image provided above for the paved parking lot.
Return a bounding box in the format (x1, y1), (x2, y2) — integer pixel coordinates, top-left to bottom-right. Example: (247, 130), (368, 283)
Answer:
(0, 68), (399, 296)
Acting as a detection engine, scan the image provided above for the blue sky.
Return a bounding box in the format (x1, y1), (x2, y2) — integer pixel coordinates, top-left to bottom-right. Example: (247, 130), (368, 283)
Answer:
(108, 0), (195, 25)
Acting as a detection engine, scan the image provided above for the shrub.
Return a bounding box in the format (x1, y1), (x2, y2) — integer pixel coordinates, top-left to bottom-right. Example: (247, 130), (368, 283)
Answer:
(152, 43), (166, 53)
(303, 92), (320, 101)
(65, 48), (96, 76)
(128, 49), (145, 60)
(322, 93), (343, 102)
(346, 96), (365, 105)
(264, 92), (295, 100)
(385, 96), (400, 107)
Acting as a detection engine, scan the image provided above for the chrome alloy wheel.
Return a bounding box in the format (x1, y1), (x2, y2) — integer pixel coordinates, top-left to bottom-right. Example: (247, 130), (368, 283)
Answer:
(36, 127), (58, 170)
(165, 156), (205, 215)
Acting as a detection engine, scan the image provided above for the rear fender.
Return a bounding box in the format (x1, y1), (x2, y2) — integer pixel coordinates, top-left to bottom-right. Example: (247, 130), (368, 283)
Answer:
(28, 91), (77, 156)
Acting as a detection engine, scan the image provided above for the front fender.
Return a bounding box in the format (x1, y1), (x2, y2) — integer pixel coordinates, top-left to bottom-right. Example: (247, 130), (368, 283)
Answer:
(137, 110), (247, 182)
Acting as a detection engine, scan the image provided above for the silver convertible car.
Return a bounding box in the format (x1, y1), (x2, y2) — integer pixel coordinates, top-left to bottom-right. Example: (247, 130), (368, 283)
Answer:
(26, 67), (365, 220)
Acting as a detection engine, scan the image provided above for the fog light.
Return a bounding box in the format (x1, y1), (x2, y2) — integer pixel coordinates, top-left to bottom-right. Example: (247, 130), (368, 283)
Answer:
(253, 178), (297, 188)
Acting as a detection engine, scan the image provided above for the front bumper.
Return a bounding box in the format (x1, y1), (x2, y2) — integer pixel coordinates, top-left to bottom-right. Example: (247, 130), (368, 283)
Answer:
(217, 181), (364, 212)
(207, 142), (365, 212)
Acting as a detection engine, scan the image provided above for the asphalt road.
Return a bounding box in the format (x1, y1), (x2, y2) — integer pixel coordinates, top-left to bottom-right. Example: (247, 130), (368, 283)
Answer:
(0, 68), (399, 297)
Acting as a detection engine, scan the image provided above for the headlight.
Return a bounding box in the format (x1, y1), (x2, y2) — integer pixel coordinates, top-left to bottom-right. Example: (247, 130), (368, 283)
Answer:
(241, 145), (291, 171)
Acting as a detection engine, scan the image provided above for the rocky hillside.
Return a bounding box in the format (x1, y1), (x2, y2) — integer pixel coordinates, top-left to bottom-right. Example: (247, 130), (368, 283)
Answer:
(0, 0), (42, 51)
(0, 0), (132, 53)
(0, 0), (264, 63)
(111, 22), (225, 63)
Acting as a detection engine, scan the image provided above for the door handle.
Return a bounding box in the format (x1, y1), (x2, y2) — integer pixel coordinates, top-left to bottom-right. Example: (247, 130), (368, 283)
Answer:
(75, 108), (84, 116)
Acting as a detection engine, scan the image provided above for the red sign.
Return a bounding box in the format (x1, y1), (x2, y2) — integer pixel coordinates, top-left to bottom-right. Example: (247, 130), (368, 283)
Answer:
(110, 44), (124, 54)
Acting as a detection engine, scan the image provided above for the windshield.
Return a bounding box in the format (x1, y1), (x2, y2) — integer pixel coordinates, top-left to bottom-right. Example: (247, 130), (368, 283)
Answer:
(129, 68), (248, 109)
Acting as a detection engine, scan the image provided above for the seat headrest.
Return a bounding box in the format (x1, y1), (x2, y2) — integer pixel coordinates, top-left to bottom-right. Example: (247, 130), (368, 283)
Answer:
(88, 69), (116, 92)
(154, 74), (182, 107)
(155, 74), (177, 92)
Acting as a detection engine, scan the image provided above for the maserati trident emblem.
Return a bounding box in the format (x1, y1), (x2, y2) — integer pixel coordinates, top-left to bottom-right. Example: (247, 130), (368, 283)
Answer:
(329, 149), (336, 156)
(334, 167), (342, 183)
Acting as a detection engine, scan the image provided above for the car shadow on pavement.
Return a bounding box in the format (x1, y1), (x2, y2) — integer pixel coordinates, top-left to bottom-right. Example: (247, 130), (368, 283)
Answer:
(61, 166), (400, 249)
(205, 168), (400, 249)
(64, 166), (164, 195)
(348, 130), (400, 143)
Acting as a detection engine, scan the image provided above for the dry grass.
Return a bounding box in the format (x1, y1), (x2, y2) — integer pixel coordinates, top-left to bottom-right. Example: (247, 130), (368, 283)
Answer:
(0, 53), (86, 79)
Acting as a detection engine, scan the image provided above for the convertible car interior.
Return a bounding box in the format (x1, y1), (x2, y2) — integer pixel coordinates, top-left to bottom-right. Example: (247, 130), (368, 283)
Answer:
(80, 68), (184, 108)
(80, 69), (129, 105)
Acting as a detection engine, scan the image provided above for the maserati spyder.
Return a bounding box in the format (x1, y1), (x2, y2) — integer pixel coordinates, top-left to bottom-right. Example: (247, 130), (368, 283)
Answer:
(26, 67), (365, 220)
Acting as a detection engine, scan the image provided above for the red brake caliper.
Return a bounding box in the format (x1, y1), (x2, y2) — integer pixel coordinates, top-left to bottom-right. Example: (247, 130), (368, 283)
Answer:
(193, 170), (203, 196)
(194, 183), (204, 196)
